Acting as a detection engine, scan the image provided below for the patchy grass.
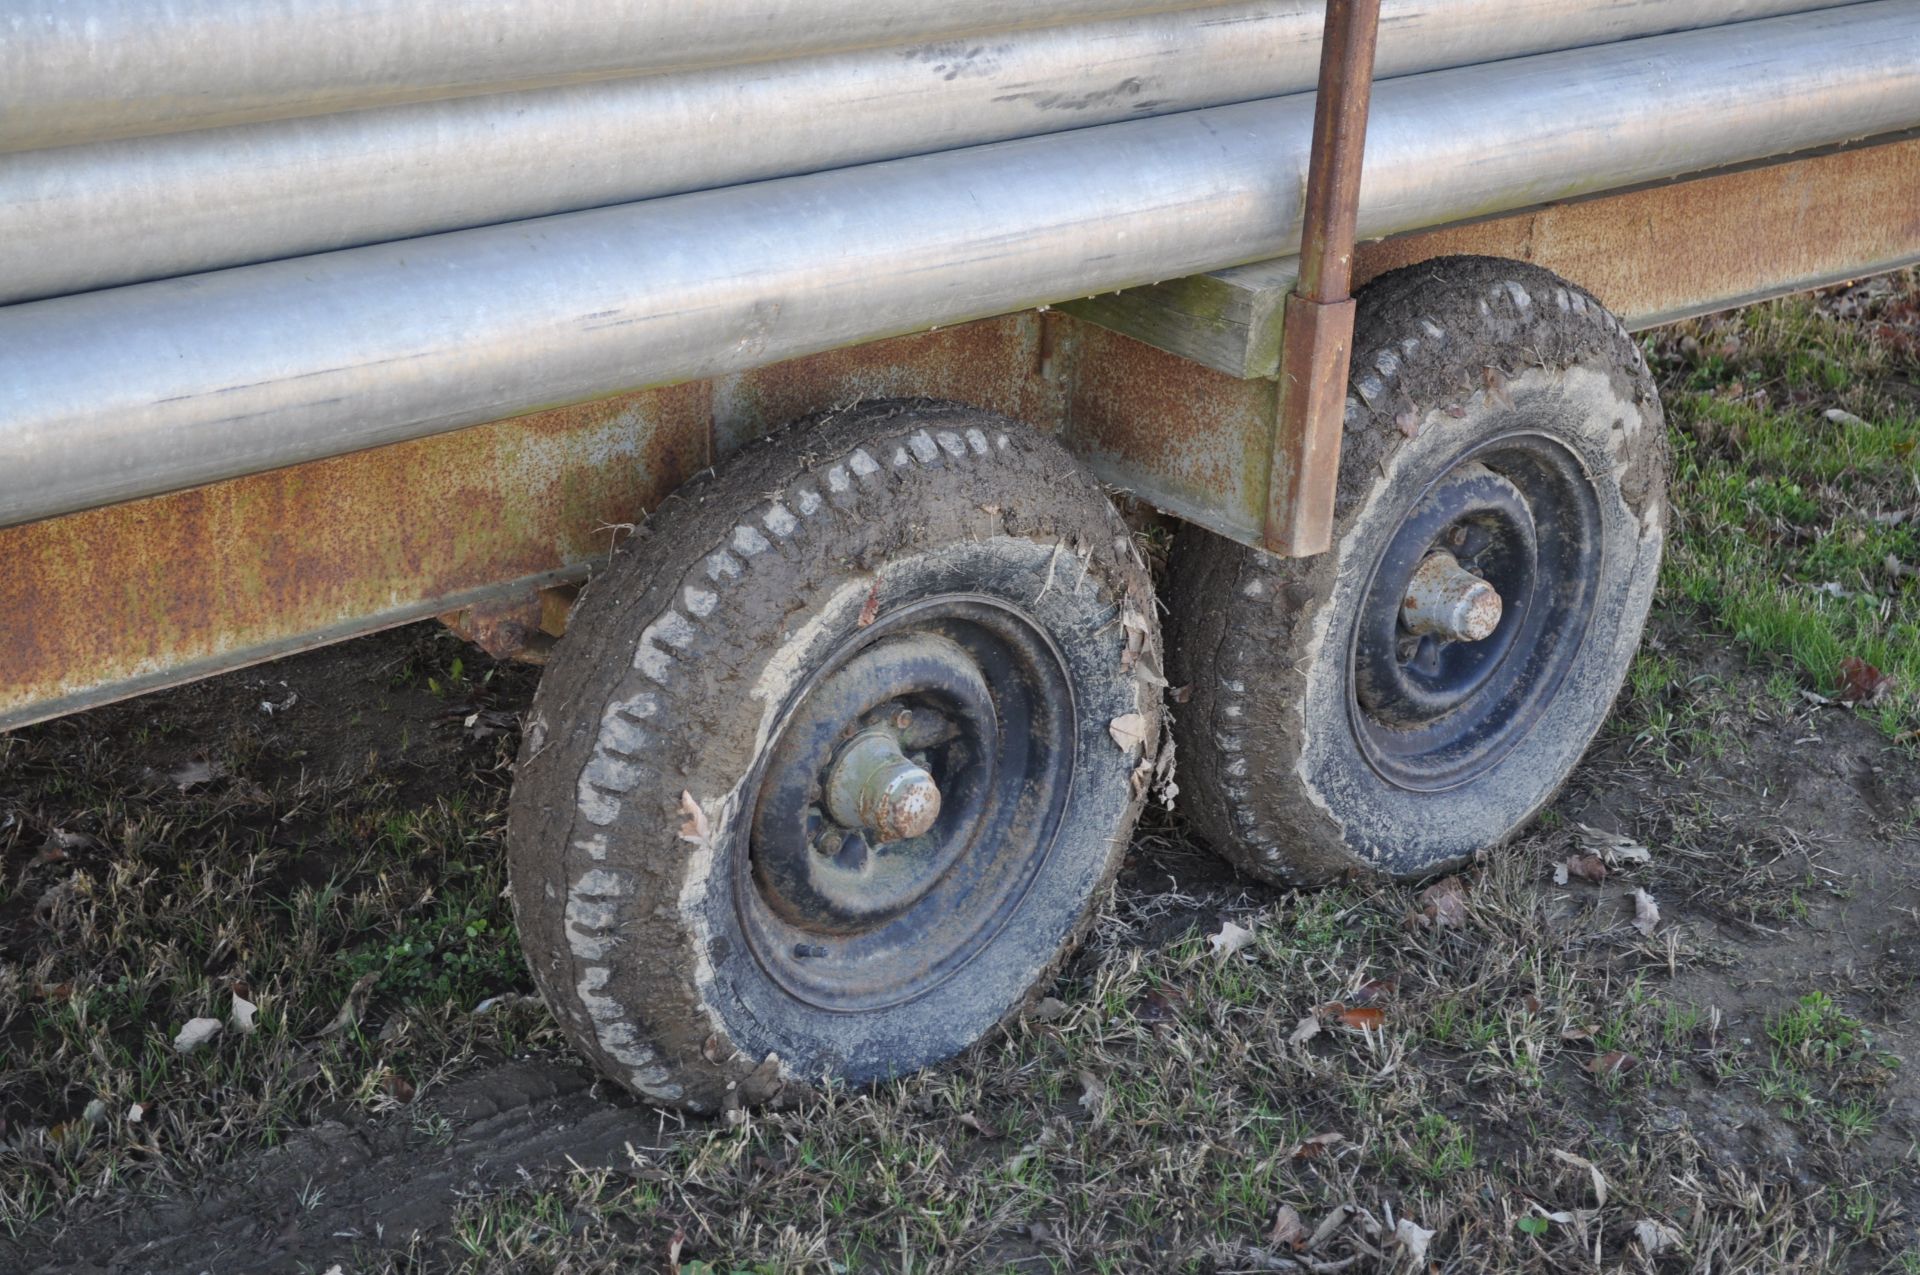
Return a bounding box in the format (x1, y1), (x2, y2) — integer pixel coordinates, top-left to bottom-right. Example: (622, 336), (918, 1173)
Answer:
(0, 630), (556, 1235)
(1648, 270), (1920, 738)
(6, 279), (1920, 1273)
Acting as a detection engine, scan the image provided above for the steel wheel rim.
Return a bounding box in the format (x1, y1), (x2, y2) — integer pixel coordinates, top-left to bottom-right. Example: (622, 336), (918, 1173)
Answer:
(1347, 432), (1603, 792)
(738, 594), (1076, 1012)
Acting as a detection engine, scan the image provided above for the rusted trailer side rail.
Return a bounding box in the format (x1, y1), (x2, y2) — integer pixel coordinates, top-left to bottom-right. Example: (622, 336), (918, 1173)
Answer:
(5, 134), (1919, 733)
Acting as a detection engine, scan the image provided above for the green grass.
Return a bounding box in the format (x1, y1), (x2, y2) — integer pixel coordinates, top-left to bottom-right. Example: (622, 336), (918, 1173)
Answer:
(1650, 276), (1920, 738)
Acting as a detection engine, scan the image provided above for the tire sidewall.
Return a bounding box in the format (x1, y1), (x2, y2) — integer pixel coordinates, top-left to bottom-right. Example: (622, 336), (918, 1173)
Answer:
(1294, 362), (1665, 875)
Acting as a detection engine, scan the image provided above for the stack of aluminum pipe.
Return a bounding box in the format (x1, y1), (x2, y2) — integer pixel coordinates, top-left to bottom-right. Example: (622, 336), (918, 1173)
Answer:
(1, 0), (1916, 525)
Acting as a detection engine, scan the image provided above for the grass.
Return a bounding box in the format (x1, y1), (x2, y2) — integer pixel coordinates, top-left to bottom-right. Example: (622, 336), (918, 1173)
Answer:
(1648, 271), (1920, 738)
(4, 278), (1920, 1272)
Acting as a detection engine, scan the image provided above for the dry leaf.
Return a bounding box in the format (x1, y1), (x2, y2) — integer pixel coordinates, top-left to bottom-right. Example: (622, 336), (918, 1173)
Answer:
(1632, 887), (1660, 936)
(1418, 876), (1469, 930)
(1837, 656), (1895, 705)
(230, 995), (258, 1035)
(1289, 1131), (1344, 1160)
(1076, 1070), (1107, 1123)
(958, 1111), (999, 1138)
(173, 1017), (222, 1054)
(383, 1072), (417, 1104)
(127, 1102), (145, 1123)
(1565, 854), (1607, 885)
(1392, 1217), (1436, 1264)
(857, 579), (881, 627)
(1575, 823), (1652, 865)
(1288, 1015), (1323, 1047)
(1028, 997), (1070, 1023)
(1131, 989), (1181, 1025)
(1317, 1002), (1386, 1031)
(1352, 975), (1397, 1005)
(318, 970), (378, 1038)
(1269, 1204), (1307, 1250)
(1395, 407), (1423, 438)
(1589, 1050), (1639, 1078)
(1482, 365), (1515, 409)
(1108, 712), (1149, 754)
(1549, 1148), (1608, 1207)
(167, 759), (224, 791)
(677, 791), (710, 845)
(1632, 1218), (1682, 1255)
(1208, 919), (1257, 959)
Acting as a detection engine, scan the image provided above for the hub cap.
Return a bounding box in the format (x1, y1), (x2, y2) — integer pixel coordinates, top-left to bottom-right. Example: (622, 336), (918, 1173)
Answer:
(1349, 438), (1602, 791)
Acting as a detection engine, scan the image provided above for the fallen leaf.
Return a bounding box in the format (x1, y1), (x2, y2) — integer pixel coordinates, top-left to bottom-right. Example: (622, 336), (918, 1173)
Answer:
(126, 1103), (144, 1123)
(1824, 408), (1868, 428)
(1575, 823), (1653, 865)
(1288, 1015), (1322, 1047)
(1076, 1070), (1107, 1124)
(1269, 1204), (1307, 1250)
(1565, 854), (1608, 885)
(1418, 876), (1469, 930)
(1552, 861), (1569, 886)
(1395, 408), (1423, 438)
(857, 580), (881, 627)
(1131, 989), (1181, 1025)
(318, 970), (378, 1038)
(173, 1017), (222, 1054)
(1169, 683), (1194, 704)
(1837, 656), (1895, 705)
(1351, 975), (1398, 1005)
(1482, 365), (1515, 409)
(1632, 888), (1660, 937)
(230, 995), (258, 1035)
(1632, 1218), (1683, 1255)
(167, 759), (224, 791)
(1392, 1216), (1436, 1264)
(1108, 712), (1149, 754)
(1208, 919), (1257, 960)
(1886, 553), (1919, 582)
(1588, 1050), (1639, 1078)
(958, 1111), (999, 1138)
(1289, 1131), (1344, 1161)
(383, 1072), (417, 1104)
(1550, 1148), (1608, 1207)
(677, 791), (711, 845)
(1316, 1002), (1386, 1031)
(1028, 997), (1070, 1023)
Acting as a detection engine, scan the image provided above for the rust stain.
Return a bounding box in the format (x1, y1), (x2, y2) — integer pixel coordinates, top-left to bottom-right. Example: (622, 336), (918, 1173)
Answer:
(1059, 319), (1273, 539)
(0, 380), (711, 729)
(1356, 137), (1920, 327)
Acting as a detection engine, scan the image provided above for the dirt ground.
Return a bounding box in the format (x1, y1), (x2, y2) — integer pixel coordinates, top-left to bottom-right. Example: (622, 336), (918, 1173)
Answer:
(3, 279), (1918, 1273)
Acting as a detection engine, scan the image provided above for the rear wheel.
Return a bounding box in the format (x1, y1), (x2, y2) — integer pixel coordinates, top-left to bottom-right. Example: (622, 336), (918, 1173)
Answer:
(508, 400), (1162, 1110)
(1168, 257), (1668, 883)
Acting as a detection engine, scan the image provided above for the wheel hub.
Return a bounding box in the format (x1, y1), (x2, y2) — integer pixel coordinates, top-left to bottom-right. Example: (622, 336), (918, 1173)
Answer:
(739, 597), (1076, 1010)
(1348, 438), (1603, 791)
(823, 727), (942, 842)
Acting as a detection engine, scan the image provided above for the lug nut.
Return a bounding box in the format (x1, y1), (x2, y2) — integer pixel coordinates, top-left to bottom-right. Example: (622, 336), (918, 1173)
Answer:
(824, 729), (942, 842)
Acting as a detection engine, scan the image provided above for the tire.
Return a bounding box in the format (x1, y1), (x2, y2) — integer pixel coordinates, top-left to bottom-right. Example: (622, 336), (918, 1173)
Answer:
(1167, 257), (1668, 884)
(508, 400), (1162, 1111)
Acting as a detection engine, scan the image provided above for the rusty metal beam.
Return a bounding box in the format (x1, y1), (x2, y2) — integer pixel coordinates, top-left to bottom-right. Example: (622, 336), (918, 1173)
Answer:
(1266, 0), (1382, 558)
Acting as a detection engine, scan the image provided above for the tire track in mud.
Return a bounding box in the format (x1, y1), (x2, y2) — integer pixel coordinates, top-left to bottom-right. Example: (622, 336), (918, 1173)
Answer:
(16, 1061), (675, 1275)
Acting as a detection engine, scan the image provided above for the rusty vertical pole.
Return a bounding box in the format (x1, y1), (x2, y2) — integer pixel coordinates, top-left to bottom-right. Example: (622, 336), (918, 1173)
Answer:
(1265, 0), (1382, 556)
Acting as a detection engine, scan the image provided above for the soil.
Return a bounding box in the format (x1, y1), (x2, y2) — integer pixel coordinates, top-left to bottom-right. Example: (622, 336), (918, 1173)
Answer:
(6, 602), (1919, 1273)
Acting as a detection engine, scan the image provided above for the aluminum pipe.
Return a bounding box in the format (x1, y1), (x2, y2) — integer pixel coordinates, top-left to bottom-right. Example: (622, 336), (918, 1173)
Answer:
(2, 3), (1917, 528)
(0, 0), (1867, 304)
(0, 0), (1219, 153)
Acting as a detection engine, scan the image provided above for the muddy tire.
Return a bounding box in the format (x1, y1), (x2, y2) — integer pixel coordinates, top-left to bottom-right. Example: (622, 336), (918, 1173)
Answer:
(1168, 257), (1668, 883)
(507, 400), (1160, 1111)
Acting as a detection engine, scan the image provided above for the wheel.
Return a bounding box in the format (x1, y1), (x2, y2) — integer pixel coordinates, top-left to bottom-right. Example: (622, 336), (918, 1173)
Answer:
(508, 400), (1162, 1110)
(1167, 257), (1668, 884)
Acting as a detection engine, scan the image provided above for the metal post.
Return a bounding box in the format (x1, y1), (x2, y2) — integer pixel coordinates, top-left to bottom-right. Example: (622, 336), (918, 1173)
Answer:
(1266, 0), (1382, 557)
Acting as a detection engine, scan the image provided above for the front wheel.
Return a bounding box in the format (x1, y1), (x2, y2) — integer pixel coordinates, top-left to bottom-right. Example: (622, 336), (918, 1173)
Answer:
(1168, 257), (1668, 884)
(508, 401), (1162, 1110)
